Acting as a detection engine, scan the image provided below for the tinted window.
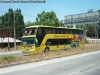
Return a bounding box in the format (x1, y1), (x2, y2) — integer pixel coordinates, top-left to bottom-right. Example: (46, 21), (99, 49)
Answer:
(23, 27), (37, 35)
(22, 38), (34, 44)
(46, 39), (71, 45)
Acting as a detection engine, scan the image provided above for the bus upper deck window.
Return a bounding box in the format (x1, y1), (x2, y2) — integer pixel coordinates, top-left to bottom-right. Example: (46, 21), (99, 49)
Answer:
(46, 29), (49, 34)
(34, 28), (37, 34)
(53, 29), (56, 34)
(38, 28), (42, 34)
(28, 29), (32, 35)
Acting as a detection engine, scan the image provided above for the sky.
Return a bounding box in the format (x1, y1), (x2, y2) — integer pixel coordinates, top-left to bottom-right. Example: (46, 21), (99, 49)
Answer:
(0, 0), (100, 23)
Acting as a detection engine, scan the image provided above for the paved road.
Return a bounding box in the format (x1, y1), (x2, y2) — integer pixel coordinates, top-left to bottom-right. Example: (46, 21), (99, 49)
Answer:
(0, 51), (28, 57)
(0, 44), (99, 57)
(0, 50), (100, 75)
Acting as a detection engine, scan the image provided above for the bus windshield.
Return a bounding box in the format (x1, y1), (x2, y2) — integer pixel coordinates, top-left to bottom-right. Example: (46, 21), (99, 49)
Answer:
(23, 27), (37, 36)
(22, 38), (35, 45)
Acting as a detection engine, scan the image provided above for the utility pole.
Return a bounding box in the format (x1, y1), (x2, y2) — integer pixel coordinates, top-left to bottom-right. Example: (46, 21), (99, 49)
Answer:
(0, 18), (3, 50)
(8, 29), (10, 51)
(14, 11), (16, 50)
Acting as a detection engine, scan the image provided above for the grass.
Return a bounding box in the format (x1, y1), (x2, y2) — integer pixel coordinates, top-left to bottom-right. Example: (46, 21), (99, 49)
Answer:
(0, 45), (100, 66)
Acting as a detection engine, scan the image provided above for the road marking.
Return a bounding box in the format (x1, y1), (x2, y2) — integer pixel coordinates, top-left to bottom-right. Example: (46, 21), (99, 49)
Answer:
(68, 71), (79, 75)
(0, 50), (100, 74)
(68, 63), (100, 75)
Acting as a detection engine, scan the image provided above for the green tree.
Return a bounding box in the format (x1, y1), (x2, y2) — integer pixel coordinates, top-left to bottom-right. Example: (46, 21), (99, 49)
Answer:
(87, 9), (94, 13)
(0, 8), (25, 39)
(76, 25), (84, 29)
(15, 9), (25, 39)
(84, 24), (95, 38)
(25, 21), (35, 27)
(35, 11), (60, 27)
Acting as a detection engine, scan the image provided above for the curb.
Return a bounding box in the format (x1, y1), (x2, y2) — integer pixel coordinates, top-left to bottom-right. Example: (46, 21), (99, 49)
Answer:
(0, 49), (100, 68)
(0, 61), (33, 68)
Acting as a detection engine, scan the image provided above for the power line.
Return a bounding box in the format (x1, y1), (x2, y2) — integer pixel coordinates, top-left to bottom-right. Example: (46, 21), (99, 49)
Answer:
(23, 14), (36, 18)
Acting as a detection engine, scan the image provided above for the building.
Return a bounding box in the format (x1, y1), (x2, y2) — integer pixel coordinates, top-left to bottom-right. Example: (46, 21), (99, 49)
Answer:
(0, 37), (22, 48)
(86, 37), (100, 43)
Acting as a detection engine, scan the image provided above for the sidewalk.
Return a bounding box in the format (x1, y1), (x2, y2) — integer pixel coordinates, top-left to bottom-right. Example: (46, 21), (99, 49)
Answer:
(0, 49), (22, 55)
(0, 46), (21, 53)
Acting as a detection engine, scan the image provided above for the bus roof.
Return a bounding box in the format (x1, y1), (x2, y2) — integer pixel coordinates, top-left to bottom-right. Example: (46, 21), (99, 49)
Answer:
(26, 25), (83, 30)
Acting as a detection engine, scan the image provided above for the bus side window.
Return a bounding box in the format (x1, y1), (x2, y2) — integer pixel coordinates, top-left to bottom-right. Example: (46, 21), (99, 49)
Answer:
(67, 30), (70, 34)
(77, 30), (80, 34)
(34, 28), (37, 34)
(52, 29), (56, 34)
(38, 28), (44, 35)
(45, 39), (51, 46)
(73, 30), (76, 34)
(42, 28), (45, 34)
(76, 30), (78, 34)
(46, 28), (52, 34)
(38, 28), (42, 34)
(70, 30), (73, 34)
(79, 30), (81, 34)
(45, 29), (47, 34)
(63, 29), (65, 34)
(60, 29), (63, 34)
(49, 28), (52, 34)
(56, 29), (59, 34)
(65, 30), (67, 34)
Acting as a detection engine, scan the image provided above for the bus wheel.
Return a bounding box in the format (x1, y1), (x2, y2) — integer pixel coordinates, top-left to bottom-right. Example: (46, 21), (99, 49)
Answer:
(73, 44), (76, 48)
(44, 47), (49, 53)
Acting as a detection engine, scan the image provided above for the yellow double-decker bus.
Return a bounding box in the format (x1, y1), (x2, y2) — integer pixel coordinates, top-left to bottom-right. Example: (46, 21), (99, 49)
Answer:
(21, 25), (84, 54)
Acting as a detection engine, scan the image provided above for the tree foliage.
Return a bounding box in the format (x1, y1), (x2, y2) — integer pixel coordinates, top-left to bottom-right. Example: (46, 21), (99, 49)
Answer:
(0, 8), (25, 39)
(1, 8), (100, 39)
(25, 21), (35, 27)
(83, 24), (100, 38)
(87, 9), (94, 13)
(35, 11), (60, 27)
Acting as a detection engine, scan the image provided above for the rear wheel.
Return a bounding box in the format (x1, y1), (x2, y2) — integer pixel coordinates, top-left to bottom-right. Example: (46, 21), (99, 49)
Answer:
(44, 47), (49, 53)
(73, 44), (76, 48)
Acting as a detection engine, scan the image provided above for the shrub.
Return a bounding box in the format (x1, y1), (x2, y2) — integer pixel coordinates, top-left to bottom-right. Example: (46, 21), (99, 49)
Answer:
(2, 56), (15, 63)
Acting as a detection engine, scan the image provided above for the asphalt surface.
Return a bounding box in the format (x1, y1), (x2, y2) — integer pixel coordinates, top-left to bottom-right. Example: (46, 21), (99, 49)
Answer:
(0, 44), (99, 57)
(0, 51), (25, 57)
(0, 50), (100, 75)
(0, 50), (29, 57)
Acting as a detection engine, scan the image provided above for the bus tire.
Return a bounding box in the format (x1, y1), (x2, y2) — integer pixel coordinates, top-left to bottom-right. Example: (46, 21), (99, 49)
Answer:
(44, 47), (49, 53)
(73, 44), (76, 48)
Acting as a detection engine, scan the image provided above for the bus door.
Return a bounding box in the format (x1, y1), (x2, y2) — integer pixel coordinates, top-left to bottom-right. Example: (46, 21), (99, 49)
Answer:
(35, 38), (40, 52)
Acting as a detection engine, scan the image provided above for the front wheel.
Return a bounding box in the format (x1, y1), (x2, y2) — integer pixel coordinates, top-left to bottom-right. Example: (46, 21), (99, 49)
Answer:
(44, 47), (49, 53)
